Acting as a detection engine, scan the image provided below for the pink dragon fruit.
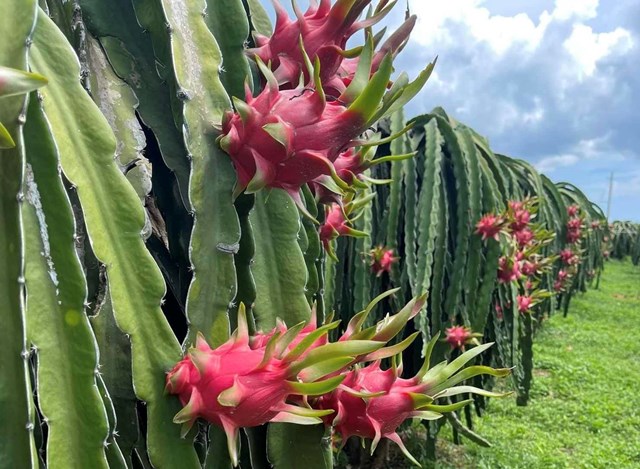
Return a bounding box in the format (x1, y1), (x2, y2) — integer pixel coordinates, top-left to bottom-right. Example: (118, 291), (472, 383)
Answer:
(497, 256), (522, 283)
(218, 65), (362, 205)
(508, 200), (524, 211)
(317, 336), (511, 465)
(514, 228), (534, 247)
(521, 259), (538, 277)
(559, 248), (578, 265)
(517, 295), (533, 313)
(475, 213), (504, 241)
(510, 208), (531, 232)
(566, 229), (582, 244)
(445, 325), (478, 349)
(369, 246), (398, 277)
(166, 306), (384, 465)
(219, 47), (431, 207)
(567, 218), (582, 231)
(319, 204), (367, 255)
(248, 0), (416, 92)
(567, 205), (579, 217)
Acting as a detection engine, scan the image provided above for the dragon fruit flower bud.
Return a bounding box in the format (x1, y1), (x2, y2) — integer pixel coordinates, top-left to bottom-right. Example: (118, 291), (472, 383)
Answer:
(475, 213), (504, 241)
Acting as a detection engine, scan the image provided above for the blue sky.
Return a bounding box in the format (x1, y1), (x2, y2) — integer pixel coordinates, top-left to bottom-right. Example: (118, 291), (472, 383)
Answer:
(267, 1), (640, 221)
(392, 0), (640, 221)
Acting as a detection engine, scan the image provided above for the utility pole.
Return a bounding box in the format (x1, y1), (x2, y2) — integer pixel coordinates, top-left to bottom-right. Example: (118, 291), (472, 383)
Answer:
(606, 172), (613, 221)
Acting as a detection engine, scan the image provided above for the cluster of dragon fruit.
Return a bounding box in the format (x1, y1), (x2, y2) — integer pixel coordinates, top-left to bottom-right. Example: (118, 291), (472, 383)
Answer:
(166, 1), (510, 465)
(476, 199), (556, 317)
(218, 0), (422, 273)
(166, 295), (510, 466)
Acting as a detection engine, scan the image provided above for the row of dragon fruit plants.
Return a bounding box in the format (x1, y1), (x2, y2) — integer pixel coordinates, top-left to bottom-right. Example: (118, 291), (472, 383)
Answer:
(609, 221), (640, 265)
(0, 0), (607, 468)
(327, 107), (609, 460)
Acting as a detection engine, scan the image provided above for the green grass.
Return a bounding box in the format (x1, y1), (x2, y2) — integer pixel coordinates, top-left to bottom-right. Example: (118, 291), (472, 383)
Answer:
(432, 259), (640, 468)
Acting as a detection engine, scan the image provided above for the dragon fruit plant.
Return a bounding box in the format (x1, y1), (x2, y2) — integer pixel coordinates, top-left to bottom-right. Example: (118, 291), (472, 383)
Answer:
(0, 0), (606, 468)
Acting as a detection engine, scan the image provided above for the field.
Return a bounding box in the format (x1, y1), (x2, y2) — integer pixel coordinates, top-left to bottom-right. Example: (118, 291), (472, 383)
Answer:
(433, 260), (640, 468)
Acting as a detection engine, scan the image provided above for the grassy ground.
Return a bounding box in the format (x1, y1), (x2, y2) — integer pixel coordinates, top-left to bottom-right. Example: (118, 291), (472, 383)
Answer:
(431, 259), (640, 468)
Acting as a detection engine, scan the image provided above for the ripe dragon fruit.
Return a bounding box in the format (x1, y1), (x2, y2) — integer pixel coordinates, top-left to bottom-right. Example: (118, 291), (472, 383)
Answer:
(559, 248), (578, 265)
(475, 213), (504, 241)
(219, 42), (432, 207)
(247, 0), (416, 92)
(567, 204), (579, 217)
(167, 294), (428, 465)
(517, 295), (533, 313)
(166, 305), (385, 465)
(444, 325), (480, 349)
(514, 228), (534, 247)
(369, 246), (398, 277)
(317, 336), (511, 465)
(510, 208), (531, 232)
(497, 255), (522, 283)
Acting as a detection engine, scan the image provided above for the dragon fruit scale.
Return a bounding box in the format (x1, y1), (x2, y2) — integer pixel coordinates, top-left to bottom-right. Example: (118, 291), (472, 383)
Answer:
(166, 305), (385, 466)
(318, 335), (512, 466)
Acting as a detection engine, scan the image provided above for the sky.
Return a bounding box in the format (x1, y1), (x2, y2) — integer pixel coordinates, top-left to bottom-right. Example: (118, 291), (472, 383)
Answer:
(391, 0), (640, 221)
(268, 0), (640, 221)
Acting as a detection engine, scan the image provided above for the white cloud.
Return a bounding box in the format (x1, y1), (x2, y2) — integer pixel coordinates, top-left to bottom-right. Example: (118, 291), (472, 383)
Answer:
(552, 0), (599, 21)
(563, 25), (633, 77)
(412, 1), (548, 53)
(535, 154), (580, 172)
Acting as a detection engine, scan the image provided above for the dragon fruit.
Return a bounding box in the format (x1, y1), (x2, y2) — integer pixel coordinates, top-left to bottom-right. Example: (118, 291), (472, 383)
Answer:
(219, 43), (432, 207)
(559, 248), (578, 265)
(517, 295), (533, 313)
(369, 246), (398, 277)
(497, 256), (522, 283)
(444, 325), (480, 349)
(510, 208), (531, 232)
(514, 228), (534, 247)
(567, 205), (579, 217)
(166, 305), (385, 465)
(319, 203), (367, 255)
(248, 0), (416, 92)
(475, 213), (504, 241)
(520, 259), (538, 277)
(317, 336), (511, 465)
